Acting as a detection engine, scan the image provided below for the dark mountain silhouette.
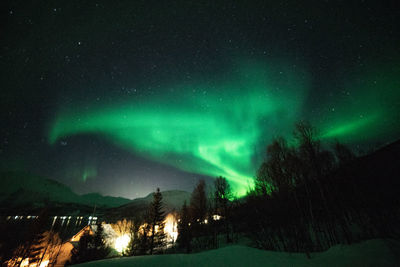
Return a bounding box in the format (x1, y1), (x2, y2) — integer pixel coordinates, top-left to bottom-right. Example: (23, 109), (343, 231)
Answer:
(0, 171), (191, 218)
(105, 190), (191, 220)
(334, 140), (400, 209)
(0, 171), (131, 214)
(334, 139), (400, 201)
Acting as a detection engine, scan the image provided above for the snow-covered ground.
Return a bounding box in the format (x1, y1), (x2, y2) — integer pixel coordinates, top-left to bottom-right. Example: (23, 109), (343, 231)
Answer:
(73, 239), (400, 267)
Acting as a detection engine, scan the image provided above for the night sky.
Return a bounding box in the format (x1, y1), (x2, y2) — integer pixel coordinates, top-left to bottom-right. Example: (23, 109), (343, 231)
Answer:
(1, 1), (399, 198)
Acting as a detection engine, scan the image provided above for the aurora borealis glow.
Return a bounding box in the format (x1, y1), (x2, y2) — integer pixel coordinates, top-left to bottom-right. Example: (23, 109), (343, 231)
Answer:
(49, 63), (309, 195)
(48, 62), (399, 196)
(317, 66), (400, 143)
(1, 1), (399, 198)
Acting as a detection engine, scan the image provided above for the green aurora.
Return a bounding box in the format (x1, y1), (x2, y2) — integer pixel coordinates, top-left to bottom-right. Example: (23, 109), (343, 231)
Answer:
(318, 65), (400, 143)
(48, 63), (399, 196)
(82, 165), (97, 182)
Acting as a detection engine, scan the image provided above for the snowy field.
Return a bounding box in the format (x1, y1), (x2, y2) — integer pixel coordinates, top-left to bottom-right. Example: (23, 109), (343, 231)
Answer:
(74, 239), (400, 267)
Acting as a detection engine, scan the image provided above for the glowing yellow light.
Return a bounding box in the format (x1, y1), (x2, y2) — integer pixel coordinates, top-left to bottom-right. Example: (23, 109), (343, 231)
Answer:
(20, 258), (29, 267)
(213, 214), (221, 220)
(114, 234), (130, 254)
(18, 258), (49, 267)
(164, 214), (178, 243)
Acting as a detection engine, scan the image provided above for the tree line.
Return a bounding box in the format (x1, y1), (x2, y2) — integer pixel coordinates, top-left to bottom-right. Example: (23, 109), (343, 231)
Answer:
(241, 121), (400, 255)
(174, 121), (400, 256)
(176, 176), (236, 253)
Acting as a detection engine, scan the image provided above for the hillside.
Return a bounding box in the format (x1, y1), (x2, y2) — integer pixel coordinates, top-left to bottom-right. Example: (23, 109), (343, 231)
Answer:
(346, 139), (400, 186)
(333, 139), (400, 206)
(0, 171), (132, 213)
(105, 190), (191, 220)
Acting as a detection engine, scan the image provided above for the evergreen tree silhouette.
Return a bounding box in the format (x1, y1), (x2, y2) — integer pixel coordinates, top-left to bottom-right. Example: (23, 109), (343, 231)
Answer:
(149, 188), (166, 254)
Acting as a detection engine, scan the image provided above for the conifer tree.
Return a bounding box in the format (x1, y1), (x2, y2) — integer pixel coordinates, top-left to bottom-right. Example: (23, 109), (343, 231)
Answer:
(149, 188), (166, 254)
(177, 201), (192, 253)
(92, 223), (110, 259)
(68, 223), (110, 265)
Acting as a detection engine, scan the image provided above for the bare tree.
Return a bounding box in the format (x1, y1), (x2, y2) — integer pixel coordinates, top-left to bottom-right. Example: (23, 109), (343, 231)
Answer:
(214, 176), (232, 243)
(190, 180), (207, 223)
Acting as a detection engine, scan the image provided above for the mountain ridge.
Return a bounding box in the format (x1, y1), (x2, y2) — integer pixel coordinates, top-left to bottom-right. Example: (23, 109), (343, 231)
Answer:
(0, 171), (132, 210)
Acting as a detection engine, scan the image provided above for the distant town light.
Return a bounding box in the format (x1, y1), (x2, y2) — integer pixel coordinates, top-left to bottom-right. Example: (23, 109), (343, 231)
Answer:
(114, 234), (130, 253)
(212, 214), (221, 220)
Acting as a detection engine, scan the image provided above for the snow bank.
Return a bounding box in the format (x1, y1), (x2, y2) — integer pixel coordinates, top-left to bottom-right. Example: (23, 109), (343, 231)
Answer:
(73, 239), (400, 267)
